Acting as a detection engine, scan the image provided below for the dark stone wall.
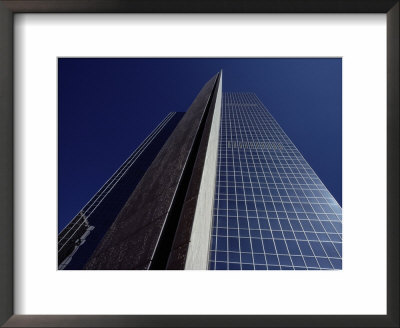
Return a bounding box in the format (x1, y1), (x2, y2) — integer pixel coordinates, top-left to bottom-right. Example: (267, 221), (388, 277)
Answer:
(85, 74), (219, 270)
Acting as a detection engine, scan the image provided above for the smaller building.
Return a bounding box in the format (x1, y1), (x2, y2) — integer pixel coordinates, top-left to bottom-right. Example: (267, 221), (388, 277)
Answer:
(58, 112), (184, 269)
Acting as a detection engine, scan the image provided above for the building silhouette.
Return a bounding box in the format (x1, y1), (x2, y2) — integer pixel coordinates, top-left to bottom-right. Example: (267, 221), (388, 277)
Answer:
(59, 72), (342, 270)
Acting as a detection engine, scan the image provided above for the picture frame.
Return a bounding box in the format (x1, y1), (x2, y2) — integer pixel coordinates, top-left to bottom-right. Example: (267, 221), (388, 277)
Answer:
(0, 1), (398, 327)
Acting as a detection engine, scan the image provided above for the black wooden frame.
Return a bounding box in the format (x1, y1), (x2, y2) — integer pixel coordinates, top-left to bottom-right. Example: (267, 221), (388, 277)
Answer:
(0, 1), (398, 327)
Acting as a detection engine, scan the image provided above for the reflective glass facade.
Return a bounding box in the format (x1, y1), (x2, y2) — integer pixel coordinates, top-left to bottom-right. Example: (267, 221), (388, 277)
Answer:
(209, 93), (342, 270)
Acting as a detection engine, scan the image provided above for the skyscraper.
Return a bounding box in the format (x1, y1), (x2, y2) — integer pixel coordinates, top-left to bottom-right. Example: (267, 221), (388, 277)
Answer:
(59, 71), (342, 270)
(209, 93), (342, 270)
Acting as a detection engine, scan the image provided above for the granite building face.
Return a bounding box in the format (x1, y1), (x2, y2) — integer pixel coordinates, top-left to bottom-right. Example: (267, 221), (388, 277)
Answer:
(59, 72), (342, 270)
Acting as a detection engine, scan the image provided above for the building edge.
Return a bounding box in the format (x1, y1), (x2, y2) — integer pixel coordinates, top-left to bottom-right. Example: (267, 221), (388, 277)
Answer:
(164, 72), (221, 269)
(184, 71), (222, 270)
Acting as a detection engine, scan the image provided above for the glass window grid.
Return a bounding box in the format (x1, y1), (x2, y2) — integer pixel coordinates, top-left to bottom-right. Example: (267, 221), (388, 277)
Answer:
(209, 93), (342, 270)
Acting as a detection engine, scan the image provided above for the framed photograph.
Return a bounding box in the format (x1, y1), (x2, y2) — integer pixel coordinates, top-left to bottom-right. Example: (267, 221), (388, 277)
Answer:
(57, 58), (343, 272)
(0, 1), (398, 327)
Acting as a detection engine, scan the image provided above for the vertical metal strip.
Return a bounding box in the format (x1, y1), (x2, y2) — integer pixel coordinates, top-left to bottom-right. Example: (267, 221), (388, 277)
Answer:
(184, 72), (223, 269)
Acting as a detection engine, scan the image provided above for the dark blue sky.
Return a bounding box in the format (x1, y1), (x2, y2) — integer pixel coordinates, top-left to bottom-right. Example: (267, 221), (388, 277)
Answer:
(58, 58), (342, 232)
